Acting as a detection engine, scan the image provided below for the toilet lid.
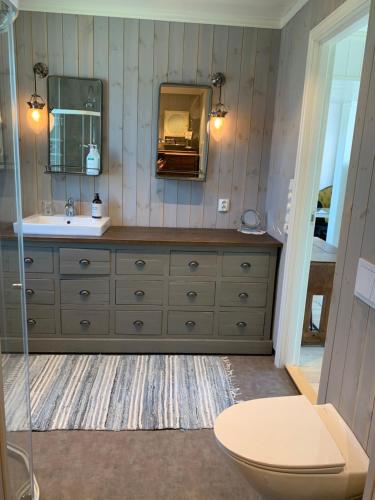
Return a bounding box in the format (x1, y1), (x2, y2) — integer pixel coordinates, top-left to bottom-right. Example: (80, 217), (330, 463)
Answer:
(214, 395), (346, 473)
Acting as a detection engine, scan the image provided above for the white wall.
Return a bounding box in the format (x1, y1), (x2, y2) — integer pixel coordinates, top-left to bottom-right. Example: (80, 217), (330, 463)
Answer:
(323, 29), (367, 246)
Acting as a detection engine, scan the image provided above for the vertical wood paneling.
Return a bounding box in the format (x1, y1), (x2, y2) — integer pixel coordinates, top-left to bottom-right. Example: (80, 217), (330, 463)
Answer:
(149, 21), (169, 227)
(78, 16), (94, 215)
(216, 26), (243, 229)
(229, 28), (257, 228)
(93, 16), (109, 216)
(257, 30), (280, 215)
(16, 12), (279, 229)
(244, 29), (272, 211)
(202, 25), (228, 228)
(31, 12), (50, 213)
(62, 14), (80, 212)
(190, 24), (214, 228)
(47, 13), (66, 214)
(136, 20), (154, 227)
(108, 17), (124, 225)
(123, 19), (139, 225)
(16, 12), (36, 216)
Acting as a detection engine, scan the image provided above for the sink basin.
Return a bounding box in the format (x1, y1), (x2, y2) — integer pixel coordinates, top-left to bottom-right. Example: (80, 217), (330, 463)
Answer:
(13, 215), (111, 237)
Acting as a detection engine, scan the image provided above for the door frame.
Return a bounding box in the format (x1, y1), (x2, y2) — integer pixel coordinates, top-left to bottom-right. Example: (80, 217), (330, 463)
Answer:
(274, 0), (370, 368)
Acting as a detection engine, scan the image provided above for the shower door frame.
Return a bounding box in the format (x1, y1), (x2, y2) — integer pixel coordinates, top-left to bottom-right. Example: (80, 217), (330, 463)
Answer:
(0, 0), (36, 498)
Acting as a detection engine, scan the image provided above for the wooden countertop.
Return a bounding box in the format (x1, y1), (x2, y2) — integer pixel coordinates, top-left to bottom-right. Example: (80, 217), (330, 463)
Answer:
(1, 224), (282, 247)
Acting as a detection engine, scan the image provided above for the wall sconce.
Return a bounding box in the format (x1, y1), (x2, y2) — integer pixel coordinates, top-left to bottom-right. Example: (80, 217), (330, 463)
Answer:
(210, 72), (228, 130)
(27, 62), (49, 134)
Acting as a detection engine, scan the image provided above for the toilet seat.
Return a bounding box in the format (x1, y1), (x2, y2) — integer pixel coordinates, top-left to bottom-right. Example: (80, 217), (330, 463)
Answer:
(214, 395), (346, 475)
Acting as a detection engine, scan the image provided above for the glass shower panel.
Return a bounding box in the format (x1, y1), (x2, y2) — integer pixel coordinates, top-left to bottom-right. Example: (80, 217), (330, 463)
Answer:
(0, 1), (37, 498)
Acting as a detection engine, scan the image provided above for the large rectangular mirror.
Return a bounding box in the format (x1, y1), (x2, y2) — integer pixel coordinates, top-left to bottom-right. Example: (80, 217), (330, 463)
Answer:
(156, 83), (212, 181)
(47, 76), (103, 175)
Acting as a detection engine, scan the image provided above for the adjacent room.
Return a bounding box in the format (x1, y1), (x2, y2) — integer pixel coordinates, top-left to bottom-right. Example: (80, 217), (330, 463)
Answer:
(1, 0), (375, 499)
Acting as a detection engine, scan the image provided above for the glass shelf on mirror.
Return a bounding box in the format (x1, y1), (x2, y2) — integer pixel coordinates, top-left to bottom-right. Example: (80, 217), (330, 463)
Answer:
(44, 164), (99, 175)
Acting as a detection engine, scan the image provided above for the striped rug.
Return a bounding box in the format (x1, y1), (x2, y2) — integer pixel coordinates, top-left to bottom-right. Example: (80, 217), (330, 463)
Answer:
(2, 354), (239, 431)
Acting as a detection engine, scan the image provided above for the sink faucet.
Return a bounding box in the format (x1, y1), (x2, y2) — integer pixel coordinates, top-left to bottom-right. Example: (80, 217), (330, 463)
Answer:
(65, 198), (75, 217)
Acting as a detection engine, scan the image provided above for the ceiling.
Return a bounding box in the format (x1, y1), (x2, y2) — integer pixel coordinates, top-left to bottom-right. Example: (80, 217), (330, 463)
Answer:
(17, 0), (309, 29)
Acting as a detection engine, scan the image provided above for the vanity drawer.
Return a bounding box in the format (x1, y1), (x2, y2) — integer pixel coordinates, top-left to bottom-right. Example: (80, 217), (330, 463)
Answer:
(219, 310), (265, 337)
(219, 282), (267, 307)
(222, 253), (270, 278)
(115, 311), (162, 335)
(170, 251), (217, 276)
(169, 282), (215, 306)
(167, 311), (214, 336)
(115, 280), (164, 305)
(116, 250), (167, 275)
(6, 307), (56, 336)
(60, 279), (110, 305)
(3, 246), (54, 273)
(5, 278), (55, 305)
(61, 310), (109, 335)
(59, 248), (110, 275)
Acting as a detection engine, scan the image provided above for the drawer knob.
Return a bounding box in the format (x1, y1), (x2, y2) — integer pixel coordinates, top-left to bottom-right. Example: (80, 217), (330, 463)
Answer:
(188, 261), (199, 269)
(79, 258), (90, 266)
(27, 319), (36, 326)
(135, 260), (146, 267)
(236, 321), (247, 328)
(134, 290), (145, 297)
(79, 289), (90, 297)
(25, 288), (34, 296)
(241, 262), (251, 269)
(238, 292), (249, 299)
(80, 320), (91, 326)
(24, 257), (34, 265)
(185, 320), (196, 327)
(187, 291), (198, 298)
(133, 320), (144, 328)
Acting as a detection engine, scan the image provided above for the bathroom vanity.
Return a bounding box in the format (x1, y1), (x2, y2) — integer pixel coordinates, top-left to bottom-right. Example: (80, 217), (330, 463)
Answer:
(1, 227), (281, 354)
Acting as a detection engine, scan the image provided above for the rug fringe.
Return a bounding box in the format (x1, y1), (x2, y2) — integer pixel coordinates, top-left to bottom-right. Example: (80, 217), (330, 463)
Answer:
(221, 356), (241, 404)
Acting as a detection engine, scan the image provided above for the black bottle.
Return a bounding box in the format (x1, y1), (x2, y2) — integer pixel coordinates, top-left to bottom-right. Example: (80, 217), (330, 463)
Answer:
(92, 193), (103, 219)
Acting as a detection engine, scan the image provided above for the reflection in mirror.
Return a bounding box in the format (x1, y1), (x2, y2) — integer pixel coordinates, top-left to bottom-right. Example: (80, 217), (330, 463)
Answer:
(46, 76), (102, 175)
(156, 84), (212, 181)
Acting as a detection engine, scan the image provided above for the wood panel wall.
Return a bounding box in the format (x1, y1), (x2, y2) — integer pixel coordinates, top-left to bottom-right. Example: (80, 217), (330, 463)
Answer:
(15, 11), (280, 228)
(0, 28), (17, 223)
(317, 3), (375, 495)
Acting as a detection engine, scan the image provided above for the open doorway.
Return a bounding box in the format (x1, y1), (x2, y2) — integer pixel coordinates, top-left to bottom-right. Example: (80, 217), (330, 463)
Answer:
(275, 0), (370, 403)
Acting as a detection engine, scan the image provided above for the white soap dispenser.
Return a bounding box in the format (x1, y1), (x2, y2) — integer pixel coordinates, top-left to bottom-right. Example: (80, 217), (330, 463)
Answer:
(86, 144), (100, 176)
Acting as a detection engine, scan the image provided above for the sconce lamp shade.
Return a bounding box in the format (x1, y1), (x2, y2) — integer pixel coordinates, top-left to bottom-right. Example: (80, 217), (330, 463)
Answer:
(210, 72), (228, 130)
(26, 103), (46, 135)
(26, 62), (48, 134)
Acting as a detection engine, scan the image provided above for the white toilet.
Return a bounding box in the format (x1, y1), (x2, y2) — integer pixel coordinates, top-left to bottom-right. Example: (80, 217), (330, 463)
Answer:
(214, 395), (369, 500)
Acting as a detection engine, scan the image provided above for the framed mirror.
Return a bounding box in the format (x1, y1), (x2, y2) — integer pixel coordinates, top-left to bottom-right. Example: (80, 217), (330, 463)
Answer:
(156, 83), (212, 181)
(46, 76), (103, 175)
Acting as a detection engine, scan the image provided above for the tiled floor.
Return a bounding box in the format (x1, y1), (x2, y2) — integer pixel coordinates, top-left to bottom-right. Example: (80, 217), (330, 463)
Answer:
(27, 355), (297, 500)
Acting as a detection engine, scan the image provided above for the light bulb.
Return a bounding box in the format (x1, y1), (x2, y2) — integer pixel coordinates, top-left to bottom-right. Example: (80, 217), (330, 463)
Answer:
(27, 107), (45, 134)
(214, 117), (224, 130)
(31, 108), (41, 122)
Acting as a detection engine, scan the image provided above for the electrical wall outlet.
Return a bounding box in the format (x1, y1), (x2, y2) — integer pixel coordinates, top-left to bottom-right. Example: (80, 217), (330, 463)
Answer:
(218, 199), (230, 212)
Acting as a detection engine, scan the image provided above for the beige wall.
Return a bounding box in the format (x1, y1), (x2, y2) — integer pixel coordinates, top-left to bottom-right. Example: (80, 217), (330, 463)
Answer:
(15, 11), (280, 228)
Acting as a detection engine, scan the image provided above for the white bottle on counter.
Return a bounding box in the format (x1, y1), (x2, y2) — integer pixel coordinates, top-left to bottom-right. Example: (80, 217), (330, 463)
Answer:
(86, 144), (100, 176)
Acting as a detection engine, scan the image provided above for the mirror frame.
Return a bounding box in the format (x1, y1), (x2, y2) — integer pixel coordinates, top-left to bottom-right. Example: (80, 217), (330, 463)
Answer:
(155, 82), (212, 182)
(46, 75), (103, 175)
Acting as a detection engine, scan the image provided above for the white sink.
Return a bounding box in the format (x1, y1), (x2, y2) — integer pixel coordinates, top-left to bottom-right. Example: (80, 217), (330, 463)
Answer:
(13, 215), (111, 237)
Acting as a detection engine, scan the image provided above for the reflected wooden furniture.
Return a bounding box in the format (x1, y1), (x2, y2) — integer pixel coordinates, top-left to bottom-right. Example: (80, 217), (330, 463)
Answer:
(302, 238), (337, 346)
